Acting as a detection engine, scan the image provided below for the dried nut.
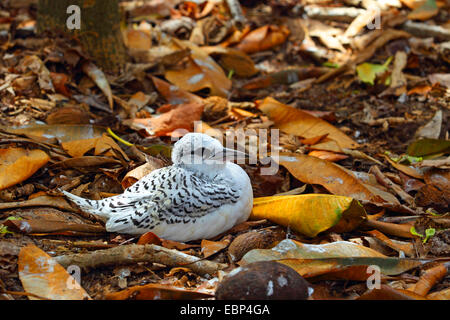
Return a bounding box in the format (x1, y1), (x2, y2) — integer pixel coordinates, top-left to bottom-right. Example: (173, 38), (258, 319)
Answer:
(202, 96), (230, 121)
(228, 229), (284, 262)
(215, 261), (312, 300)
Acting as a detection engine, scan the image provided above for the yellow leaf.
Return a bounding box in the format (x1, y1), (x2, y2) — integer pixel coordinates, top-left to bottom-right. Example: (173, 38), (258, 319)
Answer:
(251, 194), (366, 237)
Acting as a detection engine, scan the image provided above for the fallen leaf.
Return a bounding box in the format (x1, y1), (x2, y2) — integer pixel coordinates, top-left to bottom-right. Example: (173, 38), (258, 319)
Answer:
(201, 238), (231, 258)
(382, 51), (407, 96)
(408, 262), (449, 296)
(0, 148), (50, 190)
(125, 29), (152, 50)
(415, 109), (442, 139)
(21, 55), (54, 92)
(279, 257), (424, 280)
(49, 72), (71, 96)
(243, 68), (327, 90)
(234, 25), (290, 54)
(124, 103), (204, 137)
(61, 133), (129, 160)
(357, 284), (426, 300)
(82, 61), (113, 109)
(137, 231), (163, 245)
(4, 218), (105, 236)
(366, 229), (415, 256)
(18, 244), (91, 300)
(151, 76), (204, 105)
(105, 283), (213, 300)
(278, 154), (391, 205)
(3, 124), (106, 143)
(251, 194), (366, 237)
(46, 105), (91, 125)
(407, 138), (450, 157)
(427, 287), (450, 300)
(407, 84), (432, 96)
(257, 97), (358, 149)
(121, 159), (165, 189)
(202, 46), (258, 77)
(428, 73), (450, 89)
(240, 239), (426, 278)
(384, 155), (424, 179)
(308, 150), (348, 162)
(52, 156), (122, 169)
(408, 0), (438, 20)
(165, 41), (231, 97)
(0, 195), (76, 212)
(356, 56), (393, 85)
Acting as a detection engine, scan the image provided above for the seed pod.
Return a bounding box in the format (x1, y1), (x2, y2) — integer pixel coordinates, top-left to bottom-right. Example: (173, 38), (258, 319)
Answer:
(215, 261), (312, 300)
(228, 229), (285, 262)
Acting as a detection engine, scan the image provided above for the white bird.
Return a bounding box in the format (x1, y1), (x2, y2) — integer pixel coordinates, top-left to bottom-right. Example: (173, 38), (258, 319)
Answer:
(62, 133), (253, 242)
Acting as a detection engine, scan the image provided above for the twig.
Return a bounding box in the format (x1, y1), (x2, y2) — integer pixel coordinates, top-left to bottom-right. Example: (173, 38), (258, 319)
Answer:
(370, 165), (415, 206)
(54, 243), (227, 276)
(304, 6), (365, 22)
(225, 0), (246, 27)
(401, 21), (450, 41)
(362, 219), (414, 239)
(3, 290), (51, 300)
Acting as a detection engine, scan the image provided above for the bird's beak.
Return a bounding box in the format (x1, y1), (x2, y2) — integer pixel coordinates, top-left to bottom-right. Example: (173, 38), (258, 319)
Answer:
(209, 147), (248, 162)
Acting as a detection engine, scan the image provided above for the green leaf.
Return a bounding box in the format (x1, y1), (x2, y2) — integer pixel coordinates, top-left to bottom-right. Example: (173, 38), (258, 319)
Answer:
(423, 228), (436, 243)
(323, 62), (339, 68)
(407, 138), (450, 157)
(356, 56), (393, 85)
(410, 226), (423, 238)
(0, 217), (23, 234)
(0, 225), (13, 234)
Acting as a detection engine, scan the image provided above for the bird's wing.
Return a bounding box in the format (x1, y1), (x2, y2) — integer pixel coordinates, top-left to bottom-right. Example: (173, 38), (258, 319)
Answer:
(105, 166), (241, 233)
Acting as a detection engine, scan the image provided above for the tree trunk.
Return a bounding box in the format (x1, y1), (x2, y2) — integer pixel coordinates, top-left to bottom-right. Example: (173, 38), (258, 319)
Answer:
(37, 0), (127, 73)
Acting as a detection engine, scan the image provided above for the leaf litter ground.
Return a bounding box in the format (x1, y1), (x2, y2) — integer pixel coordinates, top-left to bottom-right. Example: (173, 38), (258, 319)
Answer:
(0, 0), (449, 300)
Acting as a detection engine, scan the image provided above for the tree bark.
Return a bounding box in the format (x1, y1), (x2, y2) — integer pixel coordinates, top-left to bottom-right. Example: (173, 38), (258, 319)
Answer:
(37, 0), (127, 73)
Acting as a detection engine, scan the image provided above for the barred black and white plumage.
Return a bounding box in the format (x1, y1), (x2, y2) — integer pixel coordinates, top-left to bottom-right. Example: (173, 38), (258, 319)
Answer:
(63, 133), (253, 242)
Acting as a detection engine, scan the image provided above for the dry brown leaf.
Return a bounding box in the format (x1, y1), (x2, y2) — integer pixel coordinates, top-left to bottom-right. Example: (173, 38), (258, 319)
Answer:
(124, 103), (204, 137)
(151, 76), (204, 105)
(22, 55), (54, 92)
(234, 25), (290, 54)
(165, 41), (231, 97)
(308, 150), (349, 162)
(257, 97), (358, 149)
(18, 244), (91, 300)
(121, 159), (165, 189)
(125, 29), (152, 50)
(61, 133), (128, 160)
(278, 153), (399, 207)
(4, 218), (105, 236)
(201, 238), (230, 258)
(82, 61), (113, 109)
(0, 148), (50, 191)
(105, 283), (213, 300)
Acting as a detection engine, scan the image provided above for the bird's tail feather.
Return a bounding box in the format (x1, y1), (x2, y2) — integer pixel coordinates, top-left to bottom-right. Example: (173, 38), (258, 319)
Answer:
(62, 190), (110, 218)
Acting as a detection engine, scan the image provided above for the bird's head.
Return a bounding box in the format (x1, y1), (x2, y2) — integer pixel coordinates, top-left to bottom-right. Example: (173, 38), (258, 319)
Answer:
(171, 133), (247, 172)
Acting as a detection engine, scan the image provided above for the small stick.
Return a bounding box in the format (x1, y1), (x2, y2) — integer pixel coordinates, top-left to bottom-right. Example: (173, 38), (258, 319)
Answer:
(370, 165), (415, 206)
(401, 21), (450, 41)
(225, 0), (246, 27)
(54, 243), (227, 276)
(304, 6), (365, 22)
(3, 290), (51, 300)
(362, 219), (414, 239)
